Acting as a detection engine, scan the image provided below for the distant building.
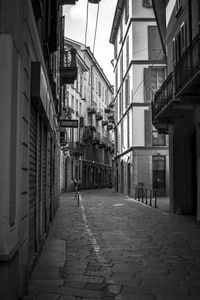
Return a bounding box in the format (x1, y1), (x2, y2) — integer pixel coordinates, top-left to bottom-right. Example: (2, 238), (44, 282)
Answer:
(110, 0), (169, 197)
(152, 0), (200, 219)
(60, 38), (114, 191)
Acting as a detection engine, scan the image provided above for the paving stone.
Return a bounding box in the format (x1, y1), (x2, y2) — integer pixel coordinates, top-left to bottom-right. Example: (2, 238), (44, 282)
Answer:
(27, 279), (64, 294)
(23, 190), (200, 299)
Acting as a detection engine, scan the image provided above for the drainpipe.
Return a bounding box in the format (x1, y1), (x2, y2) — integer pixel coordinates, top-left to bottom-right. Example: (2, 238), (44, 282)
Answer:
(188, 0), (192, 44)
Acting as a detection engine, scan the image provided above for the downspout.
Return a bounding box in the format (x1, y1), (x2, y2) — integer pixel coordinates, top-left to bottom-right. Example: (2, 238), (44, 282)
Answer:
(188, 0), (192, 44)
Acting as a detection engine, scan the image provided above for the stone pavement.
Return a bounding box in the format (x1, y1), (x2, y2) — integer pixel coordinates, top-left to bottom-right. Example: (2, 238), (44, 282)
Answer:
(24, 189), (200, 300)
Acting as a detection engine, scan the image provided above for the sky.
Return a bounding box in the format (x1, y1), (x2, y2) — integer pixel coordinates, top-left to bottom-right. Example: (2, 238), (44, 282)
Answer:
(63, 0), (118, 85)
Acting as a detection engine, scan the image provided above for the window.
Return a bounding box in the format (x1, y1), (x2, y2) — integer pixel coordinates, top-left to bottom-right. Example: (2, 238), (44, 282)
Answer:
(144, 109), (152, 146)
(96, 78), (98, 94)
(126, 36), (129, 69)
(144, 67), (165, 102)
(114, 40), (118, 59)
(119, 20), (123, 43)
(65, 90), (69, 107)
(120, 54), (123, 82)
(125, 76), (130, 108)
(71, 160), (74, 180)
(76, 99), (78, 113)
(148, 26), (164, 61)
(80, 75), (83, 96)
(143, 0), (152, 8)
(79, 102), (82, 115)
(152, 130), (166, 146)
(125, 0), (129, 24)
(98, 81), (101, 97)
(151, 68), (165, 92)
(127, 113), (130, 148)
(176, 0), (182, 14)
(121, 122), (124, 150)
(172, 22), (187, 64)
(71, 95), (74, 110)
(152, 155), (166, 190)
(119, 91), (122, 117)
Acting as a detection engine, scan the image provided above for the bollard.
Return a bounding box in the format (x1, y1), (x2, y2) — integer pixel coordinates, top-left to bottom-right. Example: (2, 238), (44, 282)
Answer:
(154, 189), (157, 208)
(149, 189), (152, 206)
(145, 189), (148, 204)
(138, 189), (140, 201)
(141, 188), (144, 203)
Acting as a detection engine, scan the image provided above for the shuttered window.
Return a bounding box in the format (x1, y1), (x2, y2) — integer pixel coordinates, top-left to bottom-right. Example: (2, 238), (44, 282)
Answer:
(148, 26), (164, 61)
(144, 67), (165, 102)
(144, 68), (151, 102)
(143, 0), (152, 7)
(144, 109), (152, 146)
(125, 0), (129, 24)
(126, 36), (129, 69)
(125, 75), (130, 108)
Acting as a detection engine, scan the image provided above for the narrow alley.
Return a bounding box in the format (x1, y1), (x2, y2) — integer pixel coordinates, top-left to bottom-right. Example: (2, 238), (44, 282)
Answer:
(24, 189), (200, 300)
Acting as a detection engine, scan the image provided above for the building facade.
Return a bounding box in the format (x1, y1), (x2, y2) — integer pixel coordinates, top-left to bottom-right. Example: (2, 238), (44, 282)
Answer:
(0, 1), (79, 299)
(152, 0), (200, 219)
(60, 38), (114, 192)
(110, 0), (169, 198)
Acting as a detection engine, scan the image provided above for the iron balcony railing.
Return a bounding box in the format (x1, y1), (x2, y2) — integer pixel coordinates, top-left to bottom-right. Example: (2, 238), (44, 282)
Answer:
(99, 135), (106, 148)
(69, 141), (84, 155)
(92, 132), (100, 144)
(87, 105), (96, 114)
(152, 72), (174, 119)
(107, 122), (113, 130)
(96, 111), (103, 121)
(60, 48), (77, 84)
(175, 34), (200, 94)
(83, 126), (93, 141)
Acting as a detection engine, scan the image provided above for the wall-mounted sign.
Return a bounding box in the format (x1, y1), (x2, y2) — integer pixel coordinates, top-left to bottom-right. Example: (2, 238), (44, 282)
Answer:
(60, 119), (78, 128)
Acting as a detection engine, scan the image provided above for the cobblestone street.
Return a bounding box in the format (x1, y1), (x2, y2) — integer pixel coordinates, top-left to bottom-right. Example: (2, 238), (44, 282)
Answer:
(24, 189), (200, 300)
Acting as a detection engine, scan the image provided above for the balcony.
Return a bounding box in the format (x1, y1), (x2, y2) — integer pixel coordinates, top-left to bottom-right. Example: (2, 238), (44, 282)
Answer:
(83, 126), (93, 141)
(152, 72), (180, 133)
(99, 136), (106, 148)
(107, 113), (115, 123)
(60, 48), (77, 85)
(110, 143), (115, 154)
(92, 132), (100, 145)
(175, 34), (200, 98)
(69, 142), (84, 156)
(89, 125), (96, 131)
(105, 140), (112, 151)
(107, 122), (114, 130)
(87, 105), (96, 114)
(105, 107), (113, 114)
(96, 111), (103, 121)
(102, 120), (108, 126)
(64, 106), (73, 119)
(109, 100), (114, 108)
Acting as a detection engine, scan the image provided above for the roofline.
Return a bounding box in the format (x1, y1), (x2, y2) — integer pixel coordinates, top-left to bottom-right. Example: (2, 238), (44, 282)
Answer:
(109, 0), (124, 44)
(64, 37), (114, 93)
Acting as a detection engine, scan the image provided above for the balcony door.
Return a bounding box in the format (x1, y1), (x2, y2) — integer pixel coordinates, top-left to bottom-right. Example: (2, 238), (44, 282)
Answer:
(152, 155), (166, 196)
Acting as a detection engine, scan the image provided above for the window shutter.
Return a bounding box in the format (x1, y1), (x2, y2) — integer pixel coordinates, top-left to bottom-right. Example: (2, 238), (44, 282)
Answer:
(144, 110), (152, 146)
(148, 26), (164, 60)
(144, 68), (151, 102)
(143, 0), (152, 7)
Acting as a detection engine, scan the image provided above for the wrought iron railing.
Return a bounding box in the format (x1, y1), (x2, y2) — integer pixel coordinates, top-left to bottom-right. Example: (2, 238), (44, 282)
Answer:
(175, 34), (200, 93)
(60, 47), (77, 84)
(152, 72), (174, 119)
(69, 142), (84, 155)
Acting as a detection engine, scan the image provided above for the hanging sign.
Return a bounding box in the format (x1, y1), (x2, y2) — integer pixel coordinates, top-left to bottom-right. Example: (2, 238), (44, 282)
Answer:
(60, 119), (78, 128)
